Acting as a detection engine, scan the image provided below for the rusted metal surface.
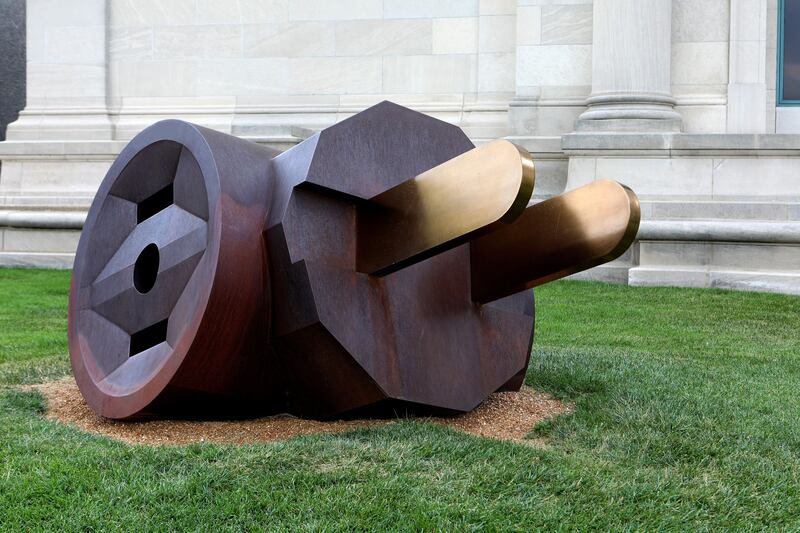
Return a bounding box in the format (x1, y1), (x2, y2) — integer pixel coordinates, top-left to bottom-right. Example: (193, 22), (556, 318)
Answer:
(69, 101), (639, 420)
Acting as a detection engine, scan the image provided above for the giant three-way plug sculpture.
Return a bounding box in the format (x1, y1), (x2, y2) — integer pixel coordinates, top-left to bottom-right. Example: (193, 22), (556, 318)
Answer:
(69, 101), (639, 420)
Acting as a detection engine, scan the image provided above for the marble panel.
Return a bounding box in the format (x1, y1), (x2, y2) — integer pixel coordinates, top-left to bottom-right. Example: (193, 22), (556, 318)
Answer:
(335, 19), (432, 56)
(540, 5), (592, 45)
(432, 17), (478, 55)
(383, 54), (476, 94)
(243, 22), (335, 57)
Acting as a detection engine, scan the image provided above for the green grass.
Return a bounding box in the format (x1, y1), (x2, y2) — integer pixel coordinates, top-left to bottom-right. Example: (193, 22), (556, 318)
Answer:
(1, 268), (799, 530)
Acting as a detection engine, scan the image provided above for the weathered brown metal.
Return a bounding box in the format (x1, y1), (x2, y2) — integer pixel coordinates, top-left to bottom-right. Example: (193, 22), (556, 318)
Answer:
(69, 101), (639, 420)
(69, 121), (281, 419)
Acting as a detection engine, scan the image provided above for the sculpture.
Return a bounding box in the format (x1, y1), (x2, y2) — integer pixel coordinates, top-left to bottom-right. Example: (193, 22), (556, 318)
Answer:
(68, 101), (639, 420)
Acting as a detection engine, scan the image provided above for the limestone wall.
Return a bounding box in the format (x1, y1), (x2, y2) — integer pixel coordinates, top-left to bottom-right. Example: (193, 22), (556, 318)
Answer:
(6, 0), (779, 142)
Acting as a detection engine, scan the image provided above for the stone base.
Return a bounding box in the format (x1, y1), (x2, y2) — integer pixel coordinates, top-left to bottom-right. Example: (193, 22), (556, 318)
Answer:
(559, 132), (800, 295)
(0, 251), (75, 269)
(629, 266), (800, 296)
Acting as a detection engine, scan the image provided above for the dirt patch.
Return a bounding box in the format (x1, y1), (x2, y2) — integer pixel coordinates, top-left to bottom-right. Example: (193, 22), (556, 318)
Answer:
(29, 378), (571, 446)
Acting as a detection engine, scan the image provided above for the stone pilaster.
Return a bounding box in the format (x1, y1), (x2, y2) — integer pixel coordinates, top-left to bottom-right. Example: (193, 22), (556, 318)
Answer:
(575, 0), (682, 132)
(6, 0), (112, 140)
(727, 0), (768, 133)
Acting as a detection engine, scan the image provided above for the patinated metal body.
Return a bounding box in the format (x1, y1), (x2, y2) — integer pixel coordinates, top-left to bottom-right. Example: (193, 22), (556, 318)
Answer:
(69, 101), (640, 420)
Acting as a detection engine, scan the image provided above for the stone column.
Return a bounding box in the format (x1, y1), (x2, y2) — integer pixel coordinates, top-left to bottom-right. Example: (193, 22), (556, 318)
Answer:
(6, 0), (112, 140)
(575, 0), (682, 132)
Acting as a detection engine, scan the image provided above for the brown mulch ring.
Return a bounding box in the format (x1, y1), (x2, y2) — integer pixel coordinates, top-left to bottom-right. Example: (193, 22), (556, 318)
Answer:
(28, 378), (572, 447)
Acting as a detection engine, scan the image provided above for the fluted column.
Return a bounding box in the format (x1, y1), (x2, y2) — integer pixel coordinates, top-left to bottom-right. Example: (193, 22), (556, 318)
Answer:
(575, 0), (681, 132)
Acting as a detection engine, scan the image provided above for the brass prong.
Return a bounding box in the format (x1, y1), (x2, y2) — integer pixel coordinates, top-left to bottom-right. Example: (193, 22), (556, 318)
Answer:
(357, 140), (535, 275)
(470, 180), (640, 304)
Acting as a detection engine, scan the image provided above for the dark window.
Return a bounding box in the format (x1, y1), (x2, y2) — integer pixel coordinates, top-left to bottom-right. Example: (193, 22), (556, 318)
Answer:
(780, 0), (800, 104)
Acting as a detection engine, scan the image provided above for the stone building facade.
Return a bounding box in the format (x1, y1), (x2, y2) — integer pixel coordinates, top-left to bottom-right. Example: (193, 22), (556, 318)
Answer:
(0, 0), (798, 294)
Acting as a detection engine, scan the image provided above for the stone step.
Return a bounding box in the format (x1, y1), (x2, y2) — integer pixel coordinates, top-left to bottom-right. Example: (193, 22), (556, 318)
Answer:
(629, 266), (800, 296)
(639, 240), (800, 271)
(640, 200), (800, 222)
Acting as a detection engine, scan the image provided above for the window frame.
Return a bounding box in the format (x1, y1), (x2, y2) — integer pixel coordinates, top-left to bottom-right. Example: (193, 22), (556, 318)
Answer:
(779, 0), (800, 105)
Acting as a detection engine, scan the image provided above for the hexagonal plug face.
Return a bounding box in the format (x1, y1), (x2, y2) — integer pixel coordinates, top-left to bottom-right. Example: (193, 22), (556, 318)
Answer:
(265, 101), (535, 419)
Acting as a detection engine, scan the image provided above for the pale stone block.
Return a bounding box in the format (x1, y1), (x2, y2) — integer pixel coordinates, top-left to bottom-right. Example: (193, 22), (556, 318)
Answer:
(516, 6), (541, 46)
(460, 106), (513, 139)
(155, 25), (242, 59)
(518, 0), (592, 4)
(289, 57), (381, 94)
(0, 162), (23, 194)
(197, 58), (290, 96)
(516, 45), (591, 86)
(639, 241), (712, 267)
(29, 0), (106, 27)
(712, 158), (800, 197)
(676, 105), (726, 134)
(26, 25), (47, 64)
(478, 52), (514, 93)
(565, 156), (596, 190)
(243, 22), (335, 58)
(595, 157), (713, 197)
(110, 0), (197, 27)
(5, 113), (113, 141)
(672, 0), (729, 42)
(383, 55), (476, 94)
(570, 262), (633, 284)
(710, 270), (800, 295)
(713, 243), (800, 270)
(730, 0), (764, 41)
(384, 0), (478, 19)
(479, 0), (516, 15)
(650, 200), (788, 220)
(114, 60), (197, 97)
(109, 27), (154, 60)
(671, 42), (729, 86)
(528, 158), (568, 197)
(13, 161), (111, 195)
(726, 84), (767, 133)
(45, 26), (106, 64)
(766, 1), (778, 44)
(629, 266), (710, 289)
(766, 109), (776, 134)
(478, 15), (515, 53)
(2, 229), (81, 253)
(774, 107), (800, 134)
(0, 252), (75, 269)
(289, 0), (382, 21)
(335, 20), (432, 56)
(766, 47), (777, 88)
(729, 41), (762, 84)
(540, 5), (592, 45)
(28, 64), (107, 98)
(195, 0), (289, 24)
(432, 18), (478, 54)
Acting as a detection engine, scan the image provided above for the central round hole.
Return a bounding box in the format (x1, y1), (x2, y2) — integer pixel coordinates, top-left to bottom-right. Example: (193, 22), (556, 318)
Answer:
(134, 243), (160, 294)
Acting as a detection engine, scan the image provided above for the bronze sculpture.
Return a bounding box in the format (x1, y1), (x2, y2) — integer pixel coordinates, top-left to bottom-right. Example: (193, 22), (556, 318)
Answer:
(68, 101), (639, 420)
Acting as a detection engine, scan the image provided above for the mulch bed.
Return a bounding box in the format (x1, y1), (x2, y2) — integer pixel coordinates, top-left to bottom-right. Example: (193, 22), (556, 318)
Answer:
(29, 378), (571, 446)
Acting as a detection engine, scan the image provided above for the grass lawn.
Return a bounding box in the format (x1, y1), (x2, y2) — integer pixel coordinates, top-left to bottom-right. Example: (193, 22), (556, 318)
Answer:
(1, 268), (799, 530)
